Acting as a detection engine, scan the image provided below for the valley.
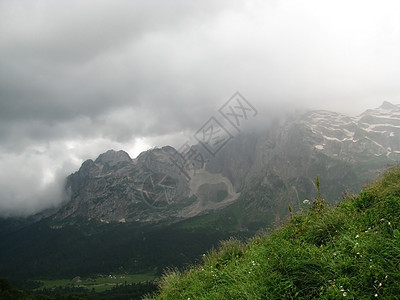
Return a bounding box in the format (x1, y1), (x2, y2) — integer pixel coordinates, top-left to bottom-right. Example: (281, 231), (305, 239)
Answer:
(1, 102), (400, 299)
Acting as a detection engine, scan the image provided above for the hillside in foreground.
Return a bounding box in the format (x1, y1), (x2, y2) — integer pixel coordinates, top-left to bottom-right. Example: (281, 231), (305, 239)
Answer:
(147, 166), (400, 299)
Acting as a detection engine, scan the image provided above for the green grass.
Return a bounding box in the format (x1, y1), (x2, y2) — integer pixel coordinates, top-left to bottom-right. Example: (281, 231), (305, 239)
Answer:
(146, 166), (400, 299)
(37, 273), (155, 292)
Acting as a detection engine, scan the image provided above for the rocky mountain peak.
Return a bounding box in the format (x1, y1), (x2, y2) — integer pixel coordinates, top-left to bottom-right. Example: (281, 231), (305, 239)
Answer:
(379, 101), (398, 110)
(94, 149), (131, 166)
(300, 101), (400, 162)
(361, 101), (400, 118)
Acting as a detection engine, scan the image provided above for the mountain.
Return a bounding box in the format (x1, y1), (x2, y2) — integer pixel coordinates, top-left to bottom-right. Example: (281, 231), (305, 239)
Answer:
(231, 101), (400, 224)
(302, 101), (400, 162)
(1, 101), (400, 287)
(56, 146), (239, 224)
(52, 102), (400, 226)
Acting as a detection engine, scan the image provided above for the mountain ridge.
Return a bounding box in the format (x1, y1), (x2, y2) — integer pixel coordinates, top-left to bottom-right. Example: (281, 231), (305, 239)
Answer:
(50, 101), (400, 225)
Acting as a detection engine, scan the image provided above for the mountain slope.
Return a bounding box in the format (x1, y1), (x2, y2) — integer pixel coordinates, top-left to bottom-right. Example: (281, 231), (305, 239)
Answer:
(147, 165), (400, 299)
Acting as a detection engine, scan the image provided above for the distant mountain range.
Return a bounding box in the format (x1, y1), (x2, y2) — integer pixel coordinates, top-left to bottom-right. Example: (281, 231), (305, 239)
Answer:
(50, 101), (400, 225)
(1, 101), (400, 284)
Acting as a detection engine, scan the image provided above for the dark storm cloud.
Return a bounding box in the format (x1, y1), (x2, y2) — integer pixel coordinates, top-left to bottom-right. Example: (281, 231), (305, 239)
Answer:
(0, 0), (229, 123)
(1, 0), (400, 216)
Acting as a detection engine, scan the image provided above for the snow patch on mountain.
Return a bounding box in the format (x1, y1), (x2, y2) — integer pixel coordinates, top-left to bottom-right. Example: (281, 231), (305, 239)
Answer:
(301, 101), (400, 160)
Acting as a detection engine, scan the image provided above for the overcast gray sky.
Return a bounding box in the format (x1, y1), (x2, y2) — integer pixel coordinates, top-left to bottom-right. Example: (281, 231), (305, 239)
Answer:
(1, 0), (400, 217)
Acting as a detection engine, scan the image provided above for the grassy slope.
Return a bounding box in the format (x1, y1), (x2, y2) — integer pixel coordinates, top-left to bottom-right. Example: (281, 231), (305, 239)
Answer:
(147, 166), (400, 299)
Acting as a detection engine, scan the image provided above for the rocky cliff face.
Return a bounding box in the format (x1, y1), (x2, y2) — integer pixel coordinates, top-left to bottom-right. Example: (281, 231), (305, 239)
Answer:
(234, 101), (400, 222)
(301, 101), (400, 162)
(53, 102), (400, 224)
(56, 146), (239, 223)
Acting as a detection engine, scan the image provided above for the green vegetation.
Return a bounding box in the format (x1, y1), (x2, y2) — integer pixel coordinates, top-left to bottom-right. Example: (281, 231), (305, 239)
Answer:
(0, 219), (232, 283)
(0, 276), (157, 299)
(37, 273), (155, 292)
(147, 166), (400, 299)
(176, 199), (272, 234)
